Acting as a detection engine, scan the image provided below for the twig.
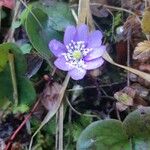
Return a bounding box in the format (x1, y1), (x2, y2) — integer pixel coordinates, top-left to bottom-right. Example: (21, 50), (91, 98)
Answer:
(58, 103), (64, 150)
(71, 3), (137, 16)
(8, 53), (18, 106)
(66, 96), (100, 119)
(56, 74), (70, 150)
(55, 112), (59, 150)
(5, 100), (40, 150)
(6, 1), (21, 42)
(71, 2), (142, 27)
(127, 39), (130, 86)
(116, 107), (121, 121)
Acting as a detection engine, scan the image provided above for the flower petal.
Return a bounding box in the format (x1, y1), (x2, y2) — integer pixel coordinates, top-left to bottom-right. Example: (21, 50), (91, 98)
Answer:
(87, 30), (103, 48)
(54, 56), (74, 71)
(84, 58), (104, 70)
(49, 40), (66, 57)
(76, 24), (88, 42)
(64, 26), (76, 45)
(84, 46), (106, 61)
(68, 68), (86, 80)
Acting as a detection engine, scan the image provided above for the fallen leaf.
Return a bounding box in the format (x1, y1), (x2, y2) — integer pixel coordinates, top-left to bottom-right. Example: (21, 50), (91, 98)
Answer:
(41, 82), (62, 111)
(131, 83), (149, 100)
(116, 102), (128, 111)
(114, 90), (134, 106)
(123, 15), (142, 45)
(139, 64), (150, 73)
(121, 0), (145, 15)
(142, 7), (150, 34)
(90, 0), (109, 17)
(133, 40), (150, 61)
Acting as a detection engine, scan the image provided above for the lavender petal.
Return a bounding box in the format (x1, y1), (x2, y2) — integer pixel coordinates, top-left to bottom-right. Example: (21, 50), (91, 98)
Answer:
(54, 56), (74, 71)
(49, 40), (66, 57)
(76, 24), (88, 42)
(64, 26), (76, 45)
(68, 68), (86, 80)
(84, 46), (106, 61)
(87, 30), (103, 48)
(84, 58), (104, 70)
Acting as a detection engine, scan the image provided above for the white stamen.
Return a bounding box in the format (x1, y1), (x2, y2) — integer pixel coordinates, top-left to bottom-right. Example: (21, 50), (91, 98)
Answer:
(64, 40), (92, 69)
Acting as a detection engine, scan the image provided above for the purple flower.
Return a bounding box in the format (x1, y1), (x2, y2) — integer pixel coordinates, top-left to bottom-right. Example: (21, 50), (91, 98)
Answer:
(49, 24), (106, 80)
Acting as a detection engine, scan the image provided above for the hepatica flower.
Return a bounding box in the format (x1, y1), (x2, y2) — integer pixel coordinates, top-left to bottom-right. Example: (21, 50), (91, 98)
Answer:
(49, 24), (106, 80)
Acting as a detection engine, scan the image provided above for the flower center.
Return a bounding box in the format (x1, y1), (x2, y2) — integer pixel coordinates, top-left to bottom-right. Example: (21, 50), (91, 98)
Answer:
(63, 40), (92, 69)
(72, 51), (82, 59)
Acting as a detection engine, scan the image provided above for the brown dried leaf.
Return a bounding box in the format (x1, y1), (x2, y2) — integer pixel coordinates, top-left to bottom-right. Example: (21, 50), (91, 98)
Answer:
(114, 87), (134, 106)
(139, 64), (150, 73)
(131, 83), (150, 101)
(90, 0), (109, 17)
(116, 102), (128, 111)
(115, 84), (149, 110)
(40, 82), (62, 111)
(121, 0), (145, 13)
(123, 15), (142, 43)
(142, 7), (150, 34)
(134, 97), (148, 107)
(33, 82), (62, 120)
(133, 40), (150, 61)
(90, 5), (109, 17)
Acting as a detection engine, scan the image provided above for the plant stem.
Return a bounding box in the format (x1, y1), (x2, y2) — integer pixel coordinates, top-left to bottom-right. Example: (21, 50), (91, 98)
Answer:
(127, 39), (130, 86)
(8, 53), (18, 106)
(7, 0), (21, 42)
(5, 100), (40, 150)
(7, 1), (21, 106)
(29, 74), (70, 150)
(58, 103), (64, 150)
(56, 74), (70, 150)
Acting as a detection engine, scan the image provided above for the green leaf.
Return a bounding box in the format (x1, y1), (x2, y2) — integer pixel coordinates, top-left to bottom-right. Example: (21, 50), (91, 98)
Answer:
(133, 139), (150, 150)
(0, 43), (27, 73)
(0, 43), (36, 107)
(77, 119), (130, 150)
(0, 48), (9, 72)
(123, 107), (150, 150)
(39, 2), (75, 31)
(28, 2), (75, 31)
(20, 43), (32, 54)
(13, 104), (29, 113)
(25, 8), (62, 61)
(20, 5), (32, 25)
(123, 107), (150, 138)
